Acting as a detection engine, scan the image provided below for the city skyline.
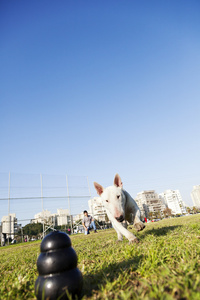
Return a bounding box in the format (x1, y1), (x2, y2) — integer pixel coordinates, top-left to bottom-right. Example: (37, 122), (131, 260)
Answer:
(1, 1), (200, 218)
(1, 170), (199, 226)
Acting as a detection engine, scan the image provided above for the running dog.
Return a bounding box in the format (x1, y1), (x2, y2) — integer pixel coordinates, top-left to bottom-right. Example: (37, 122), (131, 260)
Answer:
(94, 174), (145, 243)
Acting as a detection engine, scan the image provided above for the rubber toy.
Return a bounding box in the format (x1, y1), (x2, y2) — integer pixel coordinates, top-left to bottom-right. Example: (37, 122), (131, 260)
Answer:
(35, 231), (83, 299)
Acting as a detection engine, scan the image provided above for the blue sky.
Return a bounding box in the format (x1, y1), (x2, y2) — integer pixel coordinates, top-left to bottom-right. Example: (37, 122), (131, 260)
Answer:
(1, 0), (200, 219)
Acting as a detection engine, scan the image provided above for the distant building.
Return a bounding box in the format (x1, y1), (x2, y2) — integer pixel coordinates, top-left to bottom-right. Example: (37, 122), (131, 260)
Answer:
(1, 213), (18, 240)
(160, 190), (186, 215)
(57, 209), (70, 226)
(33, 210), (52, 224)
(73, 212), (85, 223)
(73, 197), (107, 224)
(135, 190), (165, 218)
(33, 209), (71, 226)
(191, 185), (200, 207)
(88, 197), (107, 222)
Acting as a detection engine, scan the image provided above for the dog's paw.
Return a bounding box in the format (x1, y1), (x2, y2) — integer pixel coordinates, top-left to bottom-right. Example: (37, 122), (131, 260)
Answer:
(134, 222), (145, 232)
(116, 239), (123, 243)
(129, 238), (139, 245)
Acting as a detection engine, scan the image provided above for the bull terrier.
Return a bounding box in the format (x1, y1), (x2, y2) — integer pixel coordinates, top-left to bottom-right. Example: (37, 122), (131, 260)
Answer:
(94, 174), (145, 243)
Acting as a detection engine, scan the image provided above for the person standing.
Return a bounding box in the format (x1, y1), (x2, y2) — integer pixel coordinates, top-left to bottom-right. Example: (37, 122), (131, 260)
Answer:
(82, 210), (97, 235)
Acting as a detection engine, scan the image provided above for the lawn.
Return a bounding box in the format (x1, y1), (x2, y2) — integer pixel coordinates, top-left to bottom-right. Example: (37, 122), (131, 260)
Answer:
(0, 214), (200, 299)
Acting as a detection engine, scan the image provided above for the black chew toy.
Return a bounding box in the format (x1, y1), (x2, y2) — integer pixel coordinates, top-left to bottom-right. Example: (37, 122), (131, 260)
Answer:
(35, 231), (83, 300)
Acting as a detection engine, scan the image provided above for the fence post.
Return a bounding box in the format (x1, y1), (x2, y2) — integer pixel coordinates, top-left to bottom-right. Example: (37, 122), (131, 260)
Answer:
(87, 177), (94, 217)
(0, 223), (2, 247)
(40, 174), (44, 239)
(8, 172), (11, 245)
(66, 175), (73, 234)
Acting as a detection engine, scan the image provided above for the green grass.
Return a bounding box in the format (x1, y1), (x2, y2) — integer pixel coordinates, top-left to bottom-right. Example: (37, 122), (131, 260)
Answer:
(1, 215), (200, 299)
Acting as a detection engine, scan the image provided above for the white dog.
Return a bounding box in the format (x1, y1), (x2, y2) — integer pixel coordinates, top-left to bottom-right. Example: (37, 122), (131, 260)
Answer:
(94, 174), (145, 243)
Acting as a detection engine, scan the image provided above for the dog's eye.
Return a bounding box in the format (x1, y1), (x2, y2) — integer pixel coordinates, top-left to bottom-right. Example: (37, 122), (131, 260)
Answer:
(106, 200), (109, 202)
(117, 195), (120, 199)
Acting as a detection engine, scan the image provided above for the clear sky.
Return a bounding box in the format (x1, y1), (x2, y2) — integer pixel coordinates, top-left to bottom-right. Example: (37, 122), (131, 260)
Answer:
(1, 0), (200, 220)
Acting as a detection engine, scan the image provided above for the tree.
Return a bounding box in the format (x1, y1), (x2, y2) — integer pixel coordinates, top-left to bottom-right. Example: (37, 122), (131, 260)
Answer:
(148, 212), (154, 220)
(23, 223), (43, 237)
(192, 206), (197, 214)
(105, 214), (109, 223)
(163, 207), (172, 218)
(154, 210), (161, 219)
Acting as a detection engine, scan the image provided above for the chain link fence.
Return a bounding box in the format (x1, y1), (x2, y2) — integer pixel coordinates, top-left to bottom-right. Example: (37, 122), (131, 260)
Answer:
(0, 172), (106, 245)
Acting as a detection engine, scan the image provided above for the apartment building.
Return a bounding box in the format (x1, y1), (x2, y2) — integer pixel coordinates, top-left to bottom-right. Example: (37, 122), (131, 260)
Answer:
(160, 190), (186, 215)
(33, 209), (71, 226)
(191, 185), (200, 207)
(135, 190), (165, 218)
(56, 209), (70, 226)
(73, 212), (85, 223)
(88, 197), (107, 222)
(33, 210), (52, 224)
(1, 213), (18, 240)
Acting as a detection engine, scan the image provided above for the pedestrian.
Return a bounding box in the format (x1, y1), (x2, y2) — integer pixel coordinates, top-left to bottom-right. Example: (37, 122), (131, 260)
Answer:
(82, 210), (97, 235)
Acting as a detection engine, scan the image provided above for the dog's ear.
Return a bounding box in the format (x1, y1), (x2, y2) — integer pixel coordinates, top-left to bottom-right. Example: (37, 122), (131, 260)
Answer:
(114, 174), (123, 188)
(94, 182), (104, 195)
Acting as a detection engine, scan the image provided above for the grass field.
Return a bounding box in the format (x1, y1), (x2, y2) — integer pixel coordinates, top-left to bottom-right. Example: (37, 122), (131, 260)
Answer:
(0, 214), (200, 300)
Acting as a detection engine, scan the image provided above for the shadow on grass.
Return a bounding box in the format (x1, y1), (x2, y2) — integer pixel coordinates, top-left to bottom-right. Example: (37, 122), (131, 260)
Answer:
(80, 226), (182, 298)
(139, 225), (182, 237)
(81, 254), (143, 298)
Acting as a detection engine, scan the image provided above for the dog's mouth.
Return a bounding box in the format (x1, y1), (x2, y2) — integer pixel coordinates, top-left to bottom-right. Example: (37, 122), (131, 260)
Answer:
(116, 215), (124, 222)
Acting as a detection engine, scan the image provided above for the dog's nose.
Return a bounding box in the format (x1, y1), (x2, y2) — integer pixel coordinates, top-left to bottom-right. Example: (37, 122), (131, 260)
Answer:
(116, 215), (124, 222)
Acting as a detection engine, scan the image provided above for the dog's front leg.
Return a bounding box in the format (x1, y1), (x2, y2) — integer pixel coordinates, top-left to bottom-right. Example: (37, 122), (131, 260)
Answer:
(133, 210), (145, 232)
(107, 211), (138, 243)
(112, 223), (123, 241)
